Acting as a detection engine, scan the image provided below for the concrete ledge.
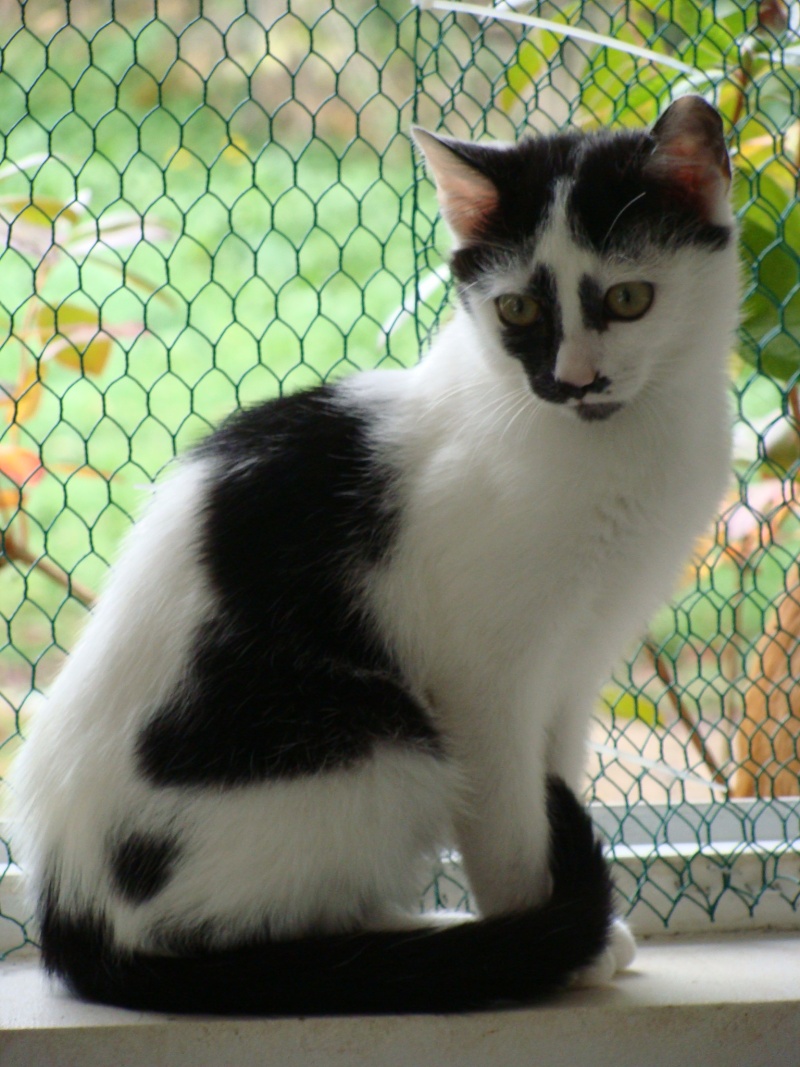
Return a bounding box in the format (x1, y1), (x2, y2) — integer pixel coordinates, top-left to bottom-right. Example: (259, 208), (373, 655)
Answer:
(2, 932), (799, 1067)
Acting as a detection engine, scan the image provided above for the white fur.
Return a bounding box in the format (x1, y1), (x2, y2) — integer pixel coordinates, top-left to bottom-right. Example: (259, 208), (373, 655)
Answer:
(13, 462), (215, 916)
(12, 163), (737, 984)
(352, 200), (737, 921)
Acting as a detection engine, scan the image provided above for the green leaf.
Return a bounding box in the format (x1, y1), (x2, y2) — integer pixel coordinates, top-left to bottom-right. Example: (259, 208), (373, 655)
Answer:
(498, 36), (558, 114)
(737, 175), (800, 381)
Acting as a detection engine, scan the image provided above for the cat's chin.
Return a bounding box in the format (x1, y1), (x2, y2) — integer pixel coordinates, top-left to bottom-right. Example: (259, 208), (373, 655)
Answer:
(574, 401), (624, 423)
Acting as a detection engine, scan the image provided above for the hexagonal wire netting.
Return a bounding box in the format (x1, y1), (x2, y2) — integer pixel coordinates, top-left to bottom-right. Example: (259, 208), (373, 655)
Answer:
(1, 0), (799, 955)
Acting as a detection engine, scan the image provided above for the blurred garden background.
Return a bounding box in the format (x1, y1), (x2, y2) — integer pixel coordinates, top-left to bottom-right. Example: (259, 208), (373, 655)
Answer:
(1, 0), (799, 946)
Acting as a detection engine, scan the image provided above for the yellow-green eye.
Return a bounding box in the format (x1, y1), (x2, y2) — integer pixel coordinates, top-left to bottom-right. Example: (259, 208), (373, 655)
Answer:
(496, 293), (541, 327)
(604, 281), (654, 321)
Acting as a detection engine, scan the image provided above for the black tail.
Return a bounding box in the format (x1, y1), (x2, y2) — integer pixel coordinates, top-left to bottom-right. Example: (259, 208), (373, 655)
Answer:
(40, 780), (613, 1015)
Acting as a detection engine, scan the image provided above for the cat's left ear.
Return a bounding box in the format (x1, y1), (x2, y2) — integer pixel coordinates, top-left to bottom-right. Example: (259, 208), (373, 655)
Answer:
(646, 95), (732, 225)
(412, 128), (500, 245)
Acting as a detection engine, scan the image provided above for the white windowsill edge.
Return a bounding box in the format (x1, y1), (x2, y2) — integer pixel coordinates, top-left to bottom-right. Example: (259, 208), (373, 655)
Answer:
(1, 930), (799, 1067)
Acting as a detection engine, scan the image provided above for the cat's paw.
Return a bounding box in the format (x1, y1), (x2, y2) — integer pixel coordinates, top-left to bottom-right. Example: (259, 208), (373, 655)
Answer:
(571, 918), (636, 988)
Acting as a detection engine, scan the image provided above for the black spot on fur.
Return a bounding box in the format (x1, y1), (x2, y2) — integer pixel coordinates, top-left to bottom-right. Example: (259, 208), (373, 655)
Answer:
(38, 881), (112, 988)
(136, 385), (441, 787)
(37, 779), (614, 1015)
(137, 644), (441, 786)
(109, 832), (180, 904)
(449, 133), (583, 288)
(497, 265), (610, 405)
(578, 274), (608, 333)
(199, 386), (397, 644)
(567, 130), (730, 254)
(496, 263), (561, 396)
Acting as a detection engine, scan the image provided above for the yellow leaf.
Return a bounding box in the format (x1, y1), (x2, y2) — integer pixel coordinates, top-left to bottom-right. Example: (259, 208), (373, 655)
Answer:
(0, 442), (45, 511)
(222, 133), (251, 165)
(600, 685), (662, 727)
(0, 444), (43, 487)
(0, 196), (81, 224)
(29, 303), (112, 377)
(168, 147), (196, 171)
(13, 379), (45, 422)
(53, 334), (112, 376)
(33, 302), (98, 340)
(1, 365), (44, 425)
(0, 486), (20, 510)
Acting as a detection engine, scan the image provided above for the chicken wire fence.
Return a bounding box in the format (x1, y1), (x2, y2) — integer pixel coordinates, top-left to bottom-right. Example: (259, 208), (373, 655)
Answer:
(1, 0), (799, 956)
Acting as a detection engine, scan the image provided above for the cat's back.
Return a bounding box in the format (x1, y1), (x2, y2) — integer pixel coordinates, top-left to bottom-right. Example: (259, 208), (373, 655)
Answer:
(11, 384), (405, 863)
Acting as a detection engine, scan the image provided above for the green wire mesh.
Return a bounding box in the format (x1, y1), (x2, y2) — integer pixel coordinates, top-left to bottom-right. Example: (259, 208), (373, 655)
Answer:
(1, 0), (799, 956)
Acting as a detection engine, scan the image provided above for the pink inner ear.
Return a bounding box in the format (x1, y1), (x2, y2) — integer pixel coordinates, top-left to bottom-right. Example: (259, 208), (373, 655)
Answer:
(648, 97), (731, 218)
(441, 174), (499, 242)
(661, 138), (722, 199)
(414, 129), (501, 244)
(648, 142), (731, 223)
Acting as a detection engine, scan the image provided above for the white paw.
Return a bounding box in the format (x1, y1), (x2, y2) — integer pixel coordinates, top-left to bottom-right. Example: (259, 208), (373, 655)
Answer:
(572, 918), (636, 988)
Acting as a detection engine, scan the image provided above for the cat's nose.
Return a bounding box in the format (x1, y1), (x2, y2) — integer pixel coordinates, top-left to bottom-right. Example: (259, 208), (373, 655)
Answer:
(554, 344), (596, 390)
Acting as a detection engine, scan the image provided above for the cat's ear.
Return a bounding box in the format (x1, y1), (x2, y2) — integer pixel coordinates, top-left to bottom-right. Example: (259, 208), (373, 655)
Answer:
(646, 96), (732, 224)
(412, 128), (500, 244)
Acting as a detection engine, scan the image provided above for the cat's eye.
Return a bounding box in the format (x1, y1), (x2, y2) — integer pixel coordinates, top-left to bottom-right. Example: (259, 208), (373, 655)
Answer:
(604, 282), (654, 321)
(496, 293), (542, 327)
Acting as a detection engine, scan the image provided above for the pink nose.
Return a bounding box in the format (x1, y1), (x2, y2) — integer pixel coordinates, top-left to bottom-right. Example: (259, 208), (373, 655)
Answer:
(554, 348), (596, 389)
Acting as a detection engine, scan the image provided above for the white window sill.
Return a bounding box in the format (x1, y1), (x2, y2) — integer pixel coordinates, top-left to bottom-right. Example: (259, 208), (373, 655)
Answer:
(1, 931), (799, 1067)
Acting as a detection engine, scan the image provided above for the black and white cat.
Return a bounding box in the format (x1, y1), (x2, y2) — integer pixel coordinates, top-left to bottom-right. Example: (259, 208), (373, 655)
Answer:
(13, 96), (738, 1014)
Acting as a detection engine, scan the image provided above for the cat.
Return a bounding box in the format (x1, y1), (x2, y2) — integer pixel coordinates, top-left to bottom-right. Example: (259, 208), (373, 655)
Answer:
(12, 95), (738, 1015)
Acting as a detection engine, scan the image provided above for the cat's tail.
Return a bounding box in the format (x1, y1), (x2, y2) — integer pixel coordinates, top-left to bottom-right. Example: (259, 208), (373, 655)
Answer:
(40, 779), (616, 1015)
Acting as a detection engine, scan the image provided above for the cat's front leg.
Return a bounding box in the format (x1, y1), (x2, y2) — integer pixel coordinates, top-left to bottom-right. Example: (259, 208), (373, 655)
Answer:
(452, 734), (554, 917)
(547, 699), (637, 984)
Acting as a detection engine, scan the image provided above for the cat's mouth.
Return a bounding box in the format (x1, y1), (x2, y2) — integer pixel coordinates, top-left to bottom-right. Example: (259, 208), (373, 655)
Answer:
(574, 401), (623, 422)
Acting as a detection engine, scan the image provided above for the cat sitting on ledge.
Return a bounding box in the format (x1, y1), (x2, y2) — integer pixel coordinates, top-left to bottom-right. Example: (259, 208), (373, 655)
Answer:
(12, 96), (738, 1015)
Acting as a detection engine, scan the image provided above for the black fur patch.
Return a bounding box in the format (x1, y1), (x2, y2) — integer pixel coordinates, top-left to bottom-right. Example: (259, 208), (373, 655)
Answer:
(497, 265), (610, 405)
(578, 274), (608, 333)
(38, 881), (112, 985)
(137, 645), (441, 786)
(567, 131), (730, 254)
(497, 263), (560, 398)
(449, 134), (580, 288)
(449, 127), (730, 296)
(109, 832), (180, 904)
(136, 385), (441, 788)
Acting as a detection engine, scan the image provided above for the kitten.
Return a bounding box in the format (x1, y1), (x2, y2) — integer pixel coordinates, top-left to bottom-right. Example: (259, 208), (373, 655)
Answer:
(12, 96), (738, 1014)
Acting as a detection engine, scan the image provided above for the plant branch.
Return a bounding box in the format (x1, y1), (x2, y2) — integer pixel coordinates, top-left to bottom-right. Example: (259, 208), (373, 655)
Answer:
(1, 532), (95, 608)
(643, 638), (728, 789)
(789, 383), (800, 427)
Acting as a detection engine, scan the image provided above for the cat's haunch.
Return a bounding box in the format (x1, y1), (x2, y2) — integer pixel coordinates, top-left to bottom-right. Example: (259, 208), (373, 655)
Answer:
(13, 96), (737, 1015)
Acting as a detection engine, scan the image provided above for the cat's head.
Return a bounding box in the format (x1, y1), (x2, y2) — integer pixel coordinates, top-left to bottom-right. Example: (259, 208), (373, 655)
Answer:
(414, 97), (737, 421)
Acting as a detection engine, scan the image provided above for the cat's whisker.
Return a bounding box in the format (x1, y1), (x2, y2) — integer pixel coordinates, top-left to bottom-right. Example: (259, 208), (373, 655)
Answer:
(600, 191), (647, 252)
(497, 393), (539, 446)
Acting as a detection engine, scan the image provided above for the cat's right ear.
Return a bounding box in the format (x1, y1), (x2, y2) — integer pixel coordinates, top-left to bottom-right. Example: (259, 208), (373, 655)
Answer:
(412, 128), (500, 245)
(646, 96), (732, 226)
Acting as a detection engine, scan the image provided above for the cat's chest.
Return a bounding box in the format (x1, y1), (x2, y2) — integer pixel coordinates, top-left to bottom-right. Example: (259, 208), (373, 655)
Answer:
(374, 432), (663, 657)
(410, 435), (658, 583)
